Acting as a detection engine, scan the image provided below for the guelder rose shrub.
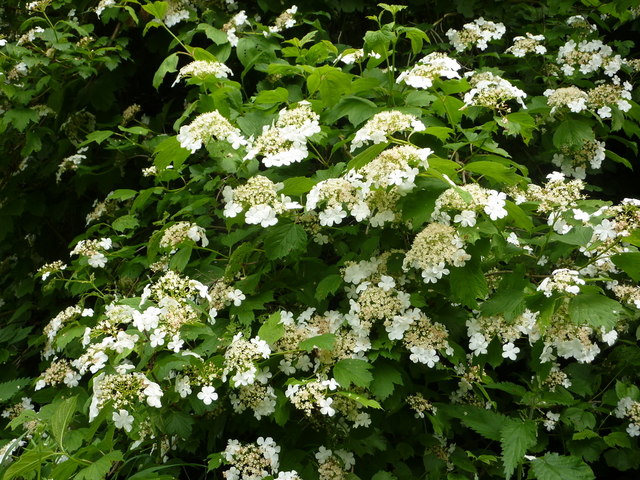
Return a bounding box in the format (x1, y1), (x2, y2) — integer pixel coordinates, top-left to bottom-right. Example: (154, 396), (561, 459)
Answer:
(1, 1), (640, 479)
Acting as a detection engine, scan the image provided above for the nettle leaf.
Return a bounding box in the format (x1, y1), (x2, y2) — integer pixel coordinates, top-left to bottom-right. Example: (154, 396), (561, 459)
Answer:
(299, 333), (335, 352)
(569, 294), (623, 330)
(500, 419), (537, 478)
(552, 119), (595, 149)
(262, 223), (307, 260)
(333, 359), (373, 388)
(611, 252), (640, 281)
(257, 312), (284, 345)
(530, 453), (594, 480)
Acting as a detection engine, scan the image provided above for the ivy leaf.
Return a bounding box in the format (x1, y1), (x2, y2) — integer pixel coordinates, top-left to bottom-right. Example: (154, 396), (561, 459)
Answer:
(530, 453), (594, 480)
(262, 223), (307, 260)
(500, 419), (537, 478)
(257, 312), (284, 345)
(333, 359), (373, 388)
(299, 333), (336, 352)
(569, 294), (622, 330)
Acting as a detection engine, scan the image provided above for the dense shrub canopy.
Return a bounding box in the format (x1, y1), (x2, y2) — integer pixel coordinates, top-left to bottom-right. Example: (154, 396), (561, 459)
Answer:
(1, 0), (640, 479)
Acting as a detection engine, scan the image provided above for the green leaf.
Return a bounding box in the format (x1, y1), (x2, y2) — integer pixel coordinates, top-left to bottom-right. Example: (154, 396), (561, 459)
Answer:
(50, 396), (78, 448)
(530, 453), (594, 480)
(324, 96), (379, 127)
(552, 119), (595, 149)
(3, 449), (56, 479)
(163, 410), (194, 438)
(307, 66), (352, 107)
(444, 405), (509, 441)
(569, 294), (622, 330)
(75, 451), (124, 480)
(603, 432), (631, 448)
(500, 419), (537, 478)
(364, 28), (394, 56)
(153, 136), (190, 170)
(505, 201), (534, 232)
(370, 362), (403, 400)
(315, 274), (343, 301)
(254, 88), (289, 104)
(572, 429), (599, 441)
(299, 333), (336, 352)
(464, 161), (521, 185)
(372, 472), (397, 480)
(611, 252), (640, 281)
(2, 108), (39, 132)
(0, 378), (31, 403)
(195, 24), (228, 45)
(449, 258), (488, 308)
(108, 189), (137, 201)
(551, 226), (593, 246)
(112, 214), (139, 232)
(142, 1), (168, 19)
(336, 391), (382, 409)
(169, 246), (192, 272)
(258, 312), (284, 345)
(279, 177), (317, 196)
(333, 359), (373, 388)
(262, 223), (307, 260)
(82, 130), (114, 145)
(347, 142), (389, 169)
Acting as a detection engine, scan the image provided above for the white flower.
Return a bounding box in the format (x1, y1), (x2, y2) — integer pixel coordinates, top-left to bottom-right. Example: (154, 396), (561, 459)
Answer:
(506, 232), (520, 246)
(627, 423), (640, 437)
(409, 346), (439, 367)
(484, 191), (508, 220)
(88, 253), (107, 268)
(319, 206), (348, 226)
(245, 204), (278, 227)
(112, 409), (134, 432)
(377, 275), (396, 291)
(319, 397), (335, 416)
(502, 342), (520, 360)
(453, 210), (476, 227)
(132, 307), (161, 332)
(197, 385), (218, 405)
(167, 334), (184, 352)
(149, 329), (166, 348)
(226, 289), (245, 306)
(143, 381), (163, 408)
(175, 376), (192, 398)
(469, 333), (489, 355)
(316, 446), (333, 463)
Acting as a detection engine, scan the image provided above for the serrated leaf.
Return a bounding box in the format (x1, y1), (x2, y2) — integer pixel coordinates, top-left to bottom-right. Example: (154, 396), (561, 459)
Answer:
(333, 359), (373, 388)
(531, 453), (594, 480)
(153, 135), (190, 170)
(603, 432), (631, 448)
(370, 362), (403, 400)
(142, 1), (168, 19)
(611, 252), (640, 281)
(163, 410), (194, 438)
(500, 419), (537, 478)
(552, 119), (594, 149)
(572, 430), (599, 441)
(262, 223), (307, 260)
(50, 396), (77, 448)
(0, 378), (31, 403)
(444, 405), (509, 441)
(255, 87), (289, 104)
(449, 258), (488, 308)
(75, 450), (124, 480)
(299, 333), (336, 352)
(569, 294), (622, 330)
(257, 312), (284, 345)
(82, 130), (114, 145)
(315, 274), (343, 301)
(112, 214), (139, 232)
(464, 161), (521, 185)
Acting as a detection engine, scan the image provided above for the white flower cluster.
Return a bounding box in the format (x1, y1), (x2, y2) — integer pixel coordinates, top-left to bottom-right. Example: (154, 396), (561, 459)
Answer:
(537, 268), (585, 297)
(544, 86), (589, 114)
(163, 0), (192, 28)
(159, 221), (209, 250)
(338, 48), (381, 65)
(396, 52), (462, 89)
(34, 359), (81, 391)
(551, 139), (606, 179)
(350, 110), (425, 151)
(56, 148), (88, 182)
(88, 372), (163, 421)
(223, 10), (249, 47)
(141, 270), (211, 306)
(556, 39), (625, 77)
(432, 183), (509, 225)
(466, 310), (540, 357)
(403, 222), (470, 283)
(285, 378), (340, 417)
(17, 26), (45, 45)
(614, 397), (640, 437)
(70, 237), (112, 268)
(586, 77), (632, 118)
(505, 33), (547, 57)
(245, 102), (320, 167)
(316, 446), (355, 480)
(177, 110), (248, 153)
(223, 175), (302, 227)
(267, 6), (297, 34)
(230, 381), (276, 420)
(38, 260), (67, 281)
(172, 60), (232, 86)
(223, 333), (271, 386)
(446, 17), (506, 52)
(463, 71), (527, 110)
(223, 437), (299, 480)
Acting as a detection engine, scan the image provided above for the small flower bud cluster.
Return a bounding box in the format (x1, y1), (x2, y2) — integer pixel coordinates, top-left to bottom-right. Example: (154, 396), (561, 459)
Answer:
(163, 0), (192, 28)
(223, 333), (271, 386)
(526, 172), (585, 215)
(121, 104), (141, 125)
(223, 437), (296, 480)
(88, 371), (163, 422)
(446, 17), (506, 52)
(223, 175), (301, 227)
(159, 221), (209, 250)
(85, 193), (121, 225)
(316, 446), (355, 480)
(172, 60), (232, 86)
(466, 310), (540, 358)
(350, 111), (425, 151)
(245, 102), (320, 167)
(611, 284), (640, 309)
(541, 305), (602, 363)
(551, 139), (606, 179)
(565, 15), (597, 33)
(141, 270), (210, 305)
(267, 6), (297, 34)
(403, 222), (470, 283)
(614, 397), (640, 437)
(306, 178), (365, 227)
(177, 110), (248, 153)
(432, 184), (508, 225)
(537, 268), (585, 297)
(43, 305), (82, 359)
(285, 378), (339, 417)
(17, 26), (45, 45)
(586, 78), (632, 118)
(208, 279), (246, 320)
(356, 145), (431, 192)
(38, 260), (67, 281)
(556, 39), (625, 77)
(396, 52), (462, 89)
(56, 147), (88, 182)
(402, 311), (452, 367)
(230, 382), (277, 420)
(1, 397), (34, 420)
(223, 11), (249, 47)
(407, 393), (437, 418)
(462, 71), (527, 111)
(70, 237), (112, 268)
(505, 33), (547, 57)
(544, 86), (589, 114)
(35, 359), (80, 390)
(541, 363), (572, 391)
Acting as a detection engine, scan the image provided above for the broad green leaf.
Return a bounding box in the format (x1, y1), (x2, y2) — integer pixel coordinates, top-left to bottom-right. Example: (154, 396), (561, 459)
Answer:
(142, 1), (168, 19)
(169, 246), (192, 272)
(195, 24), (228, 45)
(569, 294), (622, 330)
(611, 252), (640, 281)
(262, 223), (308, 260)
(112, 214), (139, 232)
(505, 201), (534, 232)
(333, 359), (373, 388)
(315, 274), (343, 301)
(551, 226), (593, 246)
(370, 362), (403, 400)
(336, 391), (382, 409)
(108, 189), (137, 201)
(347, 142), (389, 169)
(50, 396), (78, 448)
(363, 28), (394, 56)
(3, 449), (57, 479)
(82, 130), (114, 145)
(307, 66), (352, 107)
(153, 135), (190, 170)
(299, 333), (336, 352)
(163, 410), (194, 438)
(444, 405), (509, 441)
(0, 378), (31, 403)
(255, 87), (289, 104)
(75, 450), (124, 480)
(372, 472), (397, 480)
(464, 161), (521, 185)
(603, 432), (631, 448)
(572, 429), (599, 440)
(500, 419), (537, 478)
(280, 177), (317, 196)
(449, 258), (488, 308)
(323, 96), (378, 127)
(530, 453), (594, 480)
(552, 119), (595, 149)
(257, 312), (284, 345)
